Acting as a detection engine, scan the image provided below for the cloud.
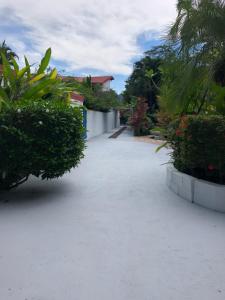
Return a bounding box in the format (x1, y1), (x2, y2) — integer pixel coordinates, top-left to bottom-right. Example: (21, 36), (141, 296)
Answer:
(0, 0), (177, 75)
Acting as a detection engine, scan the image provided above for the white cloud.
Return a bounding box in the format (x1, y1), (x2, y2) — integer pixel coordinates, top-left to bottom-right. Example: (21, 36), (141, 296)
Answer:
(0, 0), (177, 75)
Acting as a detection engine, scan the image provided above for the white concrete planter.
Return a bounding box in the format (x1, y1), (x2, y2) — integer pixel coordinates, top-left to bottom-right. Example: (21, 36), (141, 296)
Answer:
(167, 165), (225, 213)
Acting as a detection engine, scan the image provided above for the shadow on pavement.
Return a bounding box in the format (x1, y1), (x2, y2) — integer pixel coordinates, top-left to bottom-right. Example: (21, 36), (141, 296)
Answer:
(0, 178), (69, 207)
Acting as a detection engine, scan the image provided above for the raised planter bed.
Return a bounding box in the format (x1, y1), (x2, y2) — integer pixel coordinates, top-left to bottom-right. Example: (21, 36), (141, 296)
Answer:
(167, 165), (225, 213)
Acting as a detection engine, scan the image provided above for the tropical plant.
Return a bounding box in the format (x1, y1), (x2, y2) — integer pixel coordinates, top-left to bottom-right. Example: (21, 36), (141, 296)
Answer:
(170, 0), (225, 69)
(0, 48), (77, 110)
(160, 0), (225, 115)
(159, 49), (214, 114)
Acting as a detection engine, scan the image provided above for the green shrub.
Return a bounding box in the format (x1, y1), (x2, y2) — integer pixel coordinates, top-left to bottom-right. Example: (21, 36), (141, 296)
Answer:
(84, 88), (121, 113)
(0, 100), (85, 190)
(133, 116), (154, 136)
(168, 115), (225, 184)
(120, 109), (131, 125)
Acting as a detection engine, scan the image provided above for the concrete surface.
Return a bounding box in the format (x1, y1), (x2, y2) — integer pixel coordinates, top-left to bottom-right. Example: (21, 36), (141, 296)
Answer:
(0, 129), (225, 300)
(167, 165), (225, 212)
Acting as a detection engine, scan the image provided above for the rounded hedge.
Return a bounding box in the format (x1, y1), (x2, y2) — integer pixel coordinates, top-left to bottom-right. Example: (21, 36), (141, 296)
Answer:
(0, 100), (85, 190)
(167, 115), (225, 184)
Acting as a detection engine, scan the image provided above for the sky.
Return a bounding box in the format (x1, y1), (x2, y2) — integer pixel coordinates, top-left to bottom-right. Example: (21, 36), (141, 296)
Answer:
(0, 0), (177, 93)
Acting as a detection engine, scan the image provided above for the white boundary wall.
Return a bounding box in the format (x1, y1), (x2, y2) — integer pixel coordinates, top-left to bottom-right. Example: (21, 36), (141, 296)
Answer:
(87, 109), (120, 140)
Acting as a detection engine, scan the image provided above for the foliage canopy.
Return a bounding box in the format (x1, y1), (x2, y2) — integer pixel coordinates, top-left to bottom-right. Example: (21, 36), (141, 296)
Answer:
(159, 0), (225, 115)
(123, 52), (162, 113)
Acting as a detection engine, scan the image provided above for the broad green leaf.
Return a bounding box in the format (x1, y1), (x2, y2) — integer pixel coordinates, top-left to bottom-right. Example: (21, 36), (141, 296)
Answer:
(29, 73), (45, 84)
(66, 92), (71, 102)
(0, 86), (9, 101)
(0, 51), (15, 85)
(11, 56), (19, 73)
(49, 68), (57, 79)
(17, 66), (30, 79)
(0, 87), (9, 111)
(23, 78), (54, 99)
(24, 56), (31, 79)
(0, 96), (9, 110)
(37, 48), (51, 74)
(155, 141), (169, 153)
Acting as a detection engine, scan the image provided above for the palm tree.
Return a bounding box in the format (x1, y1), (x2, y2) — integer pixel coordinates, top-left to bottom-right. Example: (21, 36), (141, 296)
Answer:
(0, 41), (18, 65)
(159, 0), (225, 116)
(169, 0), (225, 86)
(170, 0), (225, 43)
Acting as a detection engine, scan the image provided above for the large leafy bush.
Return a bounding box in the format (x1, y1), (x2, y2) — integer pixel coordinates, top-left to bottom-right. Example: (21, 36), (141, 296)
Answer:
(168, 115), (225, 184)
(0, 100), (85, 190)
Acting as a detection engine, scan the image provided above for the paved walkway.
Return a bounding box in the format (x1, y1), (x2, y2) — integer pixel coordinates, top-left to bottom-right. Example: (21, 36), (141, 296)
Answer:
(0, 129), (225, 300)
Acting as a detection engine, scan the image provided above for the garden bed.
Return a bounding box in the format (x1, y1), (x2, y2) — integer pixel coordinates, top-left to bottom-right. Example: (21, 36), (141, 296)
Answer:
(167, 165), (225, 213)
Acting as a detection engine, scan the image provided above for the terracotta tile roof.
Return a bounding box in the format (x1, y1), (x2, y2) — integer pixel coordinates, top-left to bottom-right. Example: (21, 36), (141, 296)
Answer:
(71, 92), (85, 103)
(62, 75), (114, 84)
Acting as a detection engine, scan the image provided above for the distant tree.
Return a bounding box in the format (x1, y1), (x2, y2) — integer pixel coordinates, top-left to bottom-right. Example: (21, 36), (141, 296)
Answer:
(123, 49), (162, 113)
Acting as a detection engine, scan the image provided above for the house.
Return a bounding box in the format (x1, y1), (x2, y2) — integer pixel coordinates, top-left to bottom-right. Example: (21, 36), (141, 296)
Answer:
(60, 75), (114, 92)
(73, 76), (114, 91)
(70, 92), (85, 106)
(62, 75), (114, 106)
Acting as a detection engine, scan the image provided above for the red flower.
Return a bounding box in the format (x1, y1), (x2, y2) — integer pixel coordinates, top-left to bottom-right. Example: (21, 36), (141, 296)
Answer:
(208, 164), (215, 171)
(176, 129), (183, 137)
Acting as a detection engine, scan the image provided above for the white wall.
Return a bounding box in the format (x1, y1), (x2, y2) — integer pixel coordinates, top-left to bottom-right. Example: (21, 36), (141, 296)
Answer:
(87, 109), (120, 140)
(101, 80), (111, 91)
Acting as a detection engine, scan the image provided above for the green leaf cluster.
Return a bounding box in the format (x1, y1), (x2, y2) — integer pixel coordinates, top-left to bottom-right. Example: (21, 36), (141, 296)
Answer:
(0, 48), (77, 110)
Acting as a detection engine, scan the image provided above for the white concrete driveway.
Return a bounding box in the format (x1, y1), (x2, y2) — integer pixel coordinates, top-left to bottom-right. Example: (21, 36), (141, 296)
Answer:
(0, 129), (225, 300)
